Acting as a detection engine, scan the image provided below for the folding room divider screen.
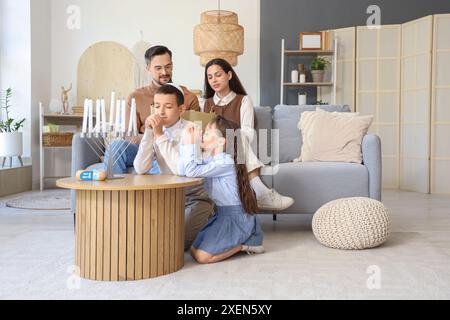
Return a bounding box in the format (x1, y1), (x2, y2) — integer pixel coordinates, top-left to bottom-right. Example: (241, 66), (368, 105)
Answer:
(319, 14), (449, 194)
(431, 14), (450, 194)
(400, 16), (433, 194)
(356, 25), (401, 189)
(319, 27), (356, 111)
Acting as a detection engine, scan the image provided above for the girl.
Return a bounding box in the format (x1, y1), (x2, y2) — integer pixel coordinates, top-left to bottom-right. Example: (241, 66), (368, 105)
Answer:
(203, 58), (294, 211)
(179, 115), (264, 264)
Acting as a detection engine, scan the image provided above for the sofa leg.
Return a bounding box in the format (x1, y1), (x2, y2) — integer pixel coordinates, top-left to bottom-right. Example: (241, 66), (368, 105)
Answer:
(273, 214), (277, 221)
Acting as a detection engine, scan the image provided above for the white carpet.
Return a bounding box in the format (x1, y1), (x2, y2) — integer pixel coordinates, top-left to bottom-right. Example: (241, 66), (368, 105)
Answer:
(0, 190), (450, 300)
(5, 189), (71, 210)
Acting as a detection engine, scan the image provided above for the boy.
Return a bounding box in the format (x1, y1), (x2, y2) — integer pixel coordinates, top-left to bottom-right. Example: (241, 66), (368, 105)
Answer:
(134, 84), (214, 250)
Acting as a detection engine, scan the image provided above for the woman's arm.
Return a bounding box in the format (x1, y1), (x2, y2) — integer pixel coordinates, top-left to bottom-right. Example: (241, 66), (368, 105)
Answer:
(240, 96), (256, 142)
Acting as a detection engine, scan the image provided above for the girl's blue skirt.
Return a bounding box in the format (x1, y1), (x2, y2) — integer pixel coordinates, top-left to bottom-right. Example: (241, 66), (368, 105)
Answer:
(192, 205), (263, 255)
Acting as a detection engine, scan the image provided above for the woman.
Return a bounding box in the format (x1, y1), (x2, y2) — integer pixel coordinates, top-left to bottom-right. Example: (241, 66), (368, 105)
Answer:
(203, 58), (294, 211)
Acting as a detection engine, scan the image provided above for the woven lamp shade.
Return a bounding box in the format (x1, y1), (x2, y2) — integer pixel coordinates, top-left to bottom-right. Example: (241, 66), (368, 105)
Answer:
(194, 10), (244, 66)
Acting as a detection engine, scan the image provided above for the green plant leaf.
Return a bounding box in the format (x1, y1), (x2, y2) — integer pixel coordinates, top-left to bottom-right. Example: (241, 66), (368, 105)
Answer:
(0, 88), (25, 132)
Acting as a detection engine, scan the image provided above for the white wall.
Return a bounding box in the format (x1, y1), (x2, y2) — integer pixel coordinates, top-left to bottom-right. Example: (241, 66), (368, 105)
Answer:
(30, 0), (51, 189)
(50, 0), (260, 106)
(0, 0), (31, 157)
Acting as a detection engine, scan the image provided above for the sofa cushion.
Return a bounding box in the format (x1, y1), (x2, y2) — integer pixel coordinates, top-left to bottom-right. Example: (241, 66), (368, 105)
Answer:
(273, 105), (351, 163)
(300, 108), (373, 164)
(272, 162), (369, 214)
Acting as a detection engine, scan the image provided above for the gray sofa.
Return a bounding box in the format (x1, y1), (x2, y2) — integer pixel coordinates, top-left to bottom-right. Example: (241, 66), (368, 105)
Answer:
(253, 105), (381, 215)
(70, 104), (381, 215)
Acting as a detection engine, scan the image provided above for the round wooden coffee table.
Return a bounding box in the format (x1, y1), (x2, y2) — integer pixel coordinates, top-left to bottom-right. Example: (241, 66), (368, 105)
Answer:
(57, 174), (203, 281)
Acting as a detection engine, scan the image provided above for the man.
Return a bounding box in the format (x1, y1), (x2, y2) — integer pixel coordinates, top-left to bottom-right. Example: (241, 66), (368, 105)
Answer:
(134, 84), (214, 250)
(104, 45), (199, 173)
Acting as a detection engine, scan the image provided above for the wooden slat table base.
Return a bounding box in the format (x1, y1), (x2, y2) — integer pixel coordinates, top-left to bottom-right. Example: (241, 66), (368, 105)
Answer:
(75, 188), (185, 281)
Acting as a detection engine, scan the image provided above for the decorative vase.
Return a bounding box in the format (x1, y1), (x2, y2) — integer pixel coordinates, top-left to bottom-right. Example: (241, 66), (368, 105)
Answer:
(311, 70), (324, 83)
(298, 92), (307, 105)
(298, 64), (306, 83)
(291, 70), (299, 83)
(0, 132), (23, 157)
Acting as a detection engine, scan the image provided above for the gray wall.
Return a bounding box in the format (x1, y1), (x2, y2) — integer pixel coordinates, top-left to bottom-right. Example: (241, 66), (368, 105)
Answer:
(260, 0), (450, 107)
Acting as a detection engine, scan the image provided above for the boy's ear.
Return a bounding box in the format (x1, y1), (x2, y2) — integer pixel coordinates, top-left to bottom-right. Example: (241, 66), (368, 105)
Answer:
(179, 103), (186, 114)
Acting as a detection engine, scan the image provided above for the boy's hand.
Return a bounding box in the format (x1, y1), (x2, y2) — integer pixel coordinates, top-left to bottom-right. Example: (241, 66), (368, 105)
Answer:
(145, 114), (164, 137)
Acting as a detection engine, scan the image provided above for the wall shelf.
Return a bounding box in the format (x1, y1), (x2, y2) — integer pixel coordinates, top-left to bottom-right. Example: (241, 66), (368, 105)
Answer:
(284, 50), (334, 56)
(280, 38), (338, 105)
(283, 82), (334, 86)
(39, 105), (83, 191)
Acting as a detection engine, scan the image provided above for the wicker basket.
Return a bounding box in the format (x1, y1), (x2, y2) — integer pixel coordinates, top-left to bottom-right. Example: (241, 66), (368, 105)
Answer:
(42, 132), (74, 147)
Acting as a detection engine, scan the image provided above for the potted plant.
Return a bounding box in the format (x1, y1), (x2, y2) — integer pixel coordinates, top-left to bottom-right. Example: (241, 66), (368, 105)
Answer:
(310, 57), (330, 83)
(0, 88), (25, 163)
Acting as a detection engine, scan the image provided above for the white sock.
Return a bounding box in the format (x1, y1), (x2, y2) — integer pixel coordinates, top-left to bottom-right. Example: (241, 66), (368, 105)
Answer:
(250, 176), (271, 199)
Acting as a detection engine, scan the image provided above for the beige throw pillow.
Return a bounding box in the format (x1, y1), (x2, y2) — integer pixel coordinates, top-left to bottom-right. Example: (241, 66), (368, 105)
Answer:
(298, 108), (373, 164)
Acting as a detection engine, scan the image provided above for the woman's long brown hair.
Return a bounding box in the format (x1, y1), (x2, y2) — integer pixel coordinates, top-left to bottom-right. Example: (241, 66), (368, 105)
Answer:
(209, 115), (258, 214)
(204, 58), (248, 99)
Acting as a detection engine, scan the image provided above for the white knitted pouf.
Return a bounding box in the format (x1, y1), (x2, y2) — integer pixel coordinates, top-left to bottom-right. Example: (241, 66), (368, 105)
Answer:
(312, 197), (391, 250)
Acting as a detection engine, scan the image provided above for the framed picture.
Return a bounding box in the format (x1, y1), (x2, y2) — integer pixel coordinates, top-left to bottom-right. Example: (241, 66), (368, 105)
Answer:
(300, 32), (323, 50)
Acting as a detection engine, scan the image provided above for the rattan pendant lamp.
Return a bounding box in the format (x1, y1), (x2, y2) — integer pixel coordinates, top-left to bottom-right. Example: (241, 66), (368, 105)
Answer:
(193, 0), (244, 66)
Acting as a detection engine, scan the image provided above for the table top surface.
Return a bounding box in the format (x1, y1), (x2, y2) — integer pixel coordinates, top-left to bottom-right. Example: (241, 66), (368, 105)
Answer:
(56, 174), (204, 191)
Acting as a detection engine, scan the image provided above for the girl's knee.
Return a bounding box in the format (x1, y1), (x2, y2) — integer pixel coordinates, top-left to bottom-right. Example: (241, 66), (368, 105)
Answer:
(193, 250), (213, 264)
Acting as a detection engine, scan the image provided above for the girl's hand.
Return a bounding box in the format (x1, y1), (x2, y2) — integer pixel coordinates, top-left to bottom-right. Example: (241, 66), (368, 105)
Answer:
(182, 126), (196, 145)
(183, 124), (203, 145)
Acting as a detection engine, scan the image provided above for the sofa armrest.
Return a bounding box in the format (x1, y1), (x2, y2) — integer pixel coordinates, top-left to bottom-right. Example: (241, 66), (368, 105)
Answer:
(70, 133), (104, 214)
(362, 134), (382, 201)
(71, 133), (104, 175)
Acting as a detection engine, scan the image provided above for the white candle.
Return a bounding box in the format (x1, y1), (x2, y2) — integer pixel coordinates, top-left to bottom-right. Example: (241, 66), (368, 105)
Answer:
(82, 98), (88, 134)
(132, 99), (138, 136)
(109, 91), (116, 128)
(128, 98), (136, 135)
(114, 99), (121, 134)
(95, 99), (101, 133)
(88, 99), (93, 134)
(101, 98), (107, 133)
(121, 99), (126, 133)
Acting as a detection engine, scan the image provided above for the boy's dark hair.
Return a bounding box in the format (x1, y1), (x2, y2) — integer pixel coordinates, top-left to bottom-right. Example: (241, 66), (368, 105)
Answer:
(145, 45), (172, 65)
(155, 84), (184, 106)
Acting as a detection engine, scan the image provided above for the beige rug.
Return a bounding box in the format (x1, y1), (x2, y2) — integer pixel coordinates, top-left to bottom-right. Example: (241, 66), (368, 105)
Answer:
(6, 189), (71, 210)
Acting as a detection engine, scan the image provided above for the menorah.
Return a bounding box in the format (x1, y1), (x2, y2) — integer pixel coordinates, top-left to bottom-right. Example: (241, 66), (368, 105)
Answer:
(80, 93), (138, 180)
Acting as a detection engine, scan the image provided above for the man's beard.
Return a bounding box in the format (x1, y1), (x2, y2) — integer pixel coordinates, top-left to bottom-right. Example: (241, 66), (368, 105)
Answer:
(154, 76), (171, 86)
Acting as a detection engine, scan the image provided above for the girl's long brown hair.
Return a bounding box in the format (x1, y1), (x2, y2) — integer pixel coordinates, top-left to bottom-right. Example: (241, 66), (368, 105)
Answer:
(210, 115), (258, 214)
